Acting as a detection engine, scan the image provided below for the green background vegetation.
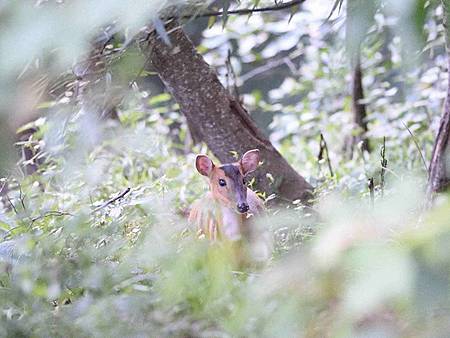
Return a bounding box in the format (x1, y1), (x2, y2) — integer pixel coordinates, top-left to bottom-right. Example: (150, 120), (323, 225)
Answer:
(0, 0), (450, 337)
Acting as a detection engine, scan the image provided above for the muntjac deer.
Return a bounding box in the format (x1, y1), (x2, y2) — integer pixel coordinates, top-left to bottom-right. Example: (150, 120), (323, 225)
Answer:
(189, 150), (270, 261)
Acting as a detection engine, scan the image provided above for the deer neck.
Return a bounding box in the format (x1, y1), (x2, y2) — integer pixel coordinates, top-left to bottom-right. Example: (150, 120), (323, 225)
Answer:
(208, 192), (246, 241)
(219, 204), (245, 241)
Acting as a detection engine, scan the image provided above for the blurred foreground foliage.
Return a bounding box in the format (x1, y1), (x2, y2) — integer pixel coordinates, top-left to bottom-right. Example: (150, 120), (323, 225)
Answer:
(0, 103), (450, 337)
(1, 0), (450, 337)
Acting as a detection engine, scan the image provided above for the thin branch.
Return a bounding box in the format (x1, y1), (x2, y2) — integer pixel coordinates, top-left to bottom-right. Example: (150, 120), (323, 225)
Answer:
(31, 211), (73, 224)
(2, 225), (26, 240)
(18, 183), (26, 211)
(0, 180), (7, 195)
(318, 133), (334, 177)
(327, 0), (344, 20)
(180, 0), (306, 19)
(119, 0), (306, 52)
(5, 195), (18, 215)
(2, 210), (73, 240)
(93, 187), (131, 212)
(226, 49), (240, 100)
(380, 136), (387, 197)
(239, 50), (302, 84)
(402, 122), (428, 175)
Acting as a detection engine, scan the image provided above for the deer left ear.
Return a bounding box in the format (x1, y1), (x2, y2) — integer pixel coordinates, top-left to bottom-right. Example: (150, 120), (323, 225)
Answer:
(196, 155), (215, 176)
(240, 149), (260, 175)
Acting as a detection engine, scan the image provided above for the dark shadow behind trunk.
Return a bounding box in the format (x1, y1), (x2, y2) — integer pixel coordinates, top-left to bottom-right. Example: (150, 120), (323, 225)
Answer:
(428, 2), (450, 195)
(352, 53), (370, 153)
(345, 51), (370, 157)
(428, 58), (450, 193)
(147, 22), (313, 203)
(428, 64), (450, 193)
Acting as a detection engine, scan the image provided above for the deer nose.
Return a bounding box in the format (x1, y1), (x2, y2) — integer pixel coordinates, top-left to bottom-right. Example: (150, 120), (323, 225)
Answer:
(237, 203), (249, 213)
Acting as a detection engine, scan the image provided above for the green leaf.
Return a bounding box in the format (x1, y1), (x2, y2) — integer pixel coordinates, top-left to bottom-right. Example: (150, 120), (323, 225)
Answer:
(221, 0), (231, 29)
(149, 93), (171, 106)
(16, 117), (46, 134)
(288, 4), (300, 23)
(229, 150), (239, 159)
(207, 15), (217, 29)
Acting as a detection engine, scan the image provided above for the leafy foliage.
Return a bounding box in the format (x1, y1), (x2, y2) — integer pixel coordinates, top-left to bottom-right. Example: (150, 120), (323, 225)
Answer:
(0, 0), (450, 337)
(1, 106), (450, 336)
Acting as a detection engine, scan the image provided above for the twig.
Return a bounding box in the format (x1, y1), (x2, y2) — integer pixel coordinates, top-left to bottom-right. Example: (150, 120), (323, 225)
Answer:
(402, 122), (428, 175)
(368, 177), (375, 208)
(1, 210), (73, 240)
(225, 49), (240, 100)
(180, 0), (306, 19)
(318, 133), (334, 177)
(31, 211), (73, 224)
(18, 183), (26, 212)
(239, 50), (302, 84)
(327, 0), (344, 20)
(5, 195), (18, 215)
(380, 136), (387, 197)
(93, 187), (131, 212)
(0, 179), (7, 195)
(2, 225), (26, 240)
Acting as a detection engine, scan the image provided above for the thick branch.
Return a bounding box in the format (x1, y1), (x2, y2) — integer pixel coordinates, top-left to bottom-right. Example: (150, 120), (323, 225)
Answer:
(93, 187), (131, 212)
(181, 0), (306, 19)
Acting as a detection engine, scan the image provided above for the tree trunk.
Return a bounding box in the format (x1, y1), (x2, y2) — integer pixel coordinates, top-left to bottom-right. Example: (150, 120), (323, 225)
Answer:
(428, 1), (450, 194)
(351, 53), (370, 154)
(146, 23), (313, 203)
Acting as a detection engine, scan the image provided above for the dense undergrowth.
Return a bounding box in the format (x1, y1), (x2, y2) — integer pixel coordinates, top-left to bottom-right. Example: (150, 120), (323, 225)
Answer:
(0, 101), (449, 337)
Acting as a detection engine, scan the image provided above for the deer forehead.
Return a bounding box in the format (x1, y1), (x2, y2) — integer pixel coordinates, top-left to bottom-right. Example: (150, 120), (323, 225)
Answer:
(211, 164), (242, 182)
(221, 163), (242, 178)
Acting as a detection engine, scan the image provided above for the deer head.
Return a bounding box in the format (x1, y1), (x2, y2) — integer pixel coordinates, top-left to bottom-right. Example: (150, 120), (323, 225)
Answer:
(195, 149), (260, 213)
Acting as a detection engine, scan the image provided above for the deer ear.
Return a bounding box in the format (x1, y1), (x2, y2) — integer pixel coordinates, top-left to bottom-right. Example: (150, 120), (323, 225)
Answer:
(240, 149), (260, 175)
(195, 155), (214, 176)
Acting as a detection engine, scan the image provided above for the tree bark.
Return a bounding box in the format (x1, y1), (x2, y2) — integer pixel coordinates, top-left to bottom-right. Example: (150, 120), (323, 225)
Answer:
(146, 23), (313, 203)
(428, 1), (450, 194)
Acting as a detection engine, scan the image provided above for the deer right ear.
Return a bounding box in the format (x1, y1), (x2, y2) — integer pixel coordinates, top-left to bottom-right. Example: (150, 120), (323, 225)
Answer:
(195, 155), (214, 176)
(240, 149), (260, 175)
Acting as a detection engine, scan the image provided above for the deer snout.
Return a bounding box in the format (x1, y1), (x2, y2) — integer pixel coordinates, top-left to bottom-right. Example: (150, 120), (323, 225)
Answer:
(237, 203), (249, 213)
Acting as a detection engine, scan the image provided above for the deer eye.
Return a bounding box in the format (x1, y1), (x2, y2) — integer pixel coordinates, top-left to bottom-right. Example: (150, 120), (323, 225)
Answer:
(218, 179), (226, 187)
